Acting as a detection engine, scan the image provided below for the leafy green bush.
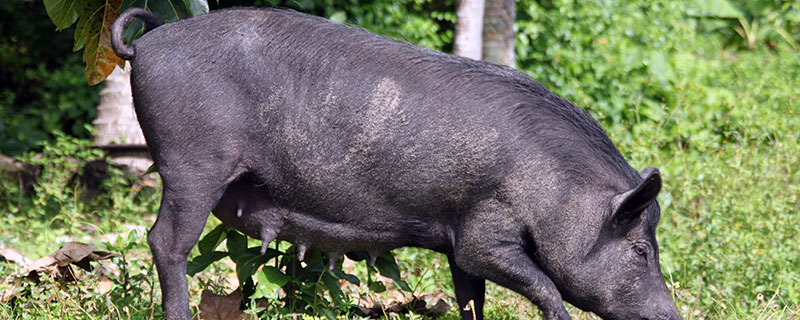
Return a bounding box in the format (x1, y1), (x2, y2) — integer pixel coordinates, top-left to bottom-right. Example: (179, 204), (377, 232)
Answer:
(0, 0), (100, 156)
(187, 224), (414, 318)
(516, 0), (691, 126)
(246, 0), (456, 52)
(101, 230), (163, 319)
(0, 133), (162, 319)
(0, 230), (163, 319)
(0, 133), (160, 257)
(700, 0), (800, 50)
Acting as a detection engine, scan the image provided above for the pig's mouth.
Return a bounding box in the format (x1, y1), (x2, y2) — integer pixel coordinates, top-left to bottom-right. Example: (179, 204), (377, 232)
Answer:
(595, 306), (682, 320)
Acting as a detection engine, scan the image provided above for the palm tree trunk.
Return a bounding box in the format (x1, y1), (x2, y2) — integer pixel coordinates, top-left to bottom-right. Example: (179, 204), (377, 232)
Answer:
(454, 0), (486, 60)
(482, 0), (516, 67)
(92, 62), (152, 174)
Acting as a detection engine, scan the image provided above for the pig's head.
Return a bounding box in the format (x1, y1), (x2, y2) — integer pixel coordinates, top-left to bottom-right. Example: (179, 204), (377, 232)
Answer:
(539, 167), (681, 320)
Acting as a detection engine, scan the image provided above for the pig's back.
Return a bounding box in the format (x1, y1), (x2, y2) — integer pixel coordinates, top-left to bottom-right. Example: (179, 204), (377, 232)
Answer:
(129, 8), (629, 222)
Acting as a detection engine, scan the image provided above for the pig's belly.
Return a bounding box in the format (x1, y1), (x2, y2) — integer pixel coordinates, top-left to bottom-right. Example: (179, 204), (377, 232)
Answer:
(276, 212), (410, 253)
(212, 182), (450, 257)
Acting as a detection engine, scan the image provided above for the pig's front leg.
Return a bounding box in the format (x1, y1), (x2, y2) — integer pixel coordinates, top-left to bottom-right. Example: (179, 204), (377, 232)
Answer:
(452, 201), (571, 320)
(453, 241), (571, 319)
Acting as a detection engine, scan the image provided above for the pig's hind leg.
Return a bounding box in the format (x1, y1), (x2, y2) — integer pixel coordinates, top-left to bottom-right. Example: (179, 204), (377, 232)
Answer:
(148, 160), (244, 320)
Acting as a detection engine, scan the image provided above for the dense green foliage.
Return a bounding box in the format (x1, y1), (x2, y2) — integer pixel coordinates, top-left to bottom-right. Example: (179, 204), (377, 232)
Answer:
(0, 0), (101, 156)
(0, 132), (160, 257)
(187, 224), (414, 317)
(235, 0), (457, 51)
(2, 0), (799, 319)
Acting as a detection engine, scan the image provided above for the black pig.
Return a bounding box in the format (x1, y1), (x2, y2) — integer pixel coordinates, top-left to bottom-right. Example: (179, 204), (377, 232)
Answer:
(111, 8), (681, 320)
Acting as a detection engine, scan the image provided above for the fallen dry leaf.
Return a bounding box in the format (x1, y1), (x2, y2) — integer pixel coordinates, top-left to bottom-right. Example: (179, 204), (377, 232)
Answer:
(96, 274), (114, 295)
(197, 289), (246, 320)
(196, 289), (269, 320)
(0, 242), (121, 303)
(22, 256), (59, 281)
(428, 299), (452, 317)
(356, 290), (453, 318)
(416, 289), (452, 316)
(51, 242), (120, 271)
(50, 242), (119, 282)
(0, 247), (32, 266)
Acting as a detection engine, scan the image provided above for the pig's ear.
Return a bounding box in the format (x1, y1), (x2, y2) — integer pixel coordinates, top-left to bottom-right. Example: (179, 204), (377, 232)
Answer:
(611, 167), (661, 225)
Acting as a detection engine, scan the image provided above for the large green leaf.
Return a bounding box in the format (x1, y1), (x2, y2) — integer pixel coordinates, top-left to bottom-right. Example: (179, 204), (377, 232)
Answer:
(142, 163), (158, 176)
(644, 50), (673, 84)
(373, 252), (412, 292)
(345, 250), (369, 262)
(124, 0), (200, 23)
(187, 251), (229, 276)
(232, 247), (281, 289)
(225, 229), (247, 256)
(367, 280), (386, 293)
(63, 0), (209, 84)
(332, 268), (360, 285)
(321, 272), (343, 301)
(686, 0), (742, 18)
(183, 0), (209, 17)
(73, 0), (124, 85)
(197, 224), (227, 255)
(43, 0), (82, 30)
(251, 266), (289, 299)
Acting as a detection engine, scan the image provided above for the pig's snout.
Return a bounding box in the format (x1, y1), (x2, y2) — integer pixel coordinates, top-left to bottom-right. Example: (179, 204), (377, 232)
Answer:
(646, 292), (682, 320)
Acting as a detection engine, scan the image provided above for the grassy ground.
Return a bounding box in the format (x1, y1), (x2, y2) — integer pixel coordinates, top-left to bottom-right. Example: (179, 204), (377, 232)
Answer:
(1, 19), (799, 320)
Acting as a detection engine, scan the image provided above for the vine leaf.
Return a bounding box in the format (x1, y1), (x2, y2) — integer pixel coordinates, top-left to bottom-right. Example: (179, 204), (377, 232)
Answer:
(45, 0), (208, 84)
(251, 266), (289, 299)
(43, 0), (82, 30)
(73, 0), (124, 85)
(197, 224), (228, 255)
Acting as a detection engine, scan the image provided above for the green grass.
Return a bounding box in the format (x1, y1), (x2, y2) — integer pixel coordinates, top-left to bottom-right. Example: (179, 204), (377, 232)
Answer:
(620, 44), (800, 319)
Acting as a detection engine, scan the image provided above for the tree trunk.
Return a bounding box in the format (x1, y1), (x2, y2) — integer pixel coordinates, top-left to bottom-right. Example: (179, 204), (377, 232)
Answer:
(482, 0), (516, 67)
(92, 62), (152, 174)
(454, 0), (486, 60)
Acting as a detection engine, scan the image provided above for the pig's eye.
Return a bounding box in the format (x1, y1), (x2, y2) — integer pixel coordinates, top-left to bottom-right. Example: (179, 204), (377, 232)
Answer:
(633, 244), (647, 256)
